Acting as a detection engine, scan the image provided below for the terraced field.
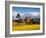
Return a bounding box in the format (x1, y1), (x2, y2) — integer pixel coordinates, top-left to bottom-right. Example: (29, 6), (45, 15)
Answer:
(12, 22), (40, 31)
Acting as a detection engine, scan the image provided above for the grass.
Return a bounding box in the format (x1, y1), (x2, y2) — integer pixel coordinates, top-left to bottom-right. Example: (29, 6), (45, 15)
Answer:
(12, 22), (40, 31)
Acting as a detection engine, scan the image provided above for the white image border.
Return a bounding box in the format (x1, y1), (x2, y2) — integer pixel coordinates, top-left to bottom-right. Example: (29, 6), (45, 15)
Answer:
(10, 4), (43, 34)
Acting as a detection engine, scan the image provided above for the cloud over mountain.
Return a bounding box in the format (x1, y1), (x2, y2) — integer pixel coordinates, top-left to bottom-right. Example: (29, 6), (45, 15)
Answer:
(12, 12), (40, 20)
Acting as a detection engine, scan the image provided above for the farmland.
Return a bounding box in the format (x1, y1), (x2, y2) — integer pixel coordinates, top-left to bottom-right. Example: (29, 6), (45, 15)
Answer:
(12, 22), (40, 31)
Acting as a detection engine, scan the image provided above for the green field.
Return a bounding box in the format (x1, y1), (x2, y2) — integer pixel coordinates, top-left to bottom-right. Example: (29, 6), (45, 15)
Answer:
(12, 22), (40, 31)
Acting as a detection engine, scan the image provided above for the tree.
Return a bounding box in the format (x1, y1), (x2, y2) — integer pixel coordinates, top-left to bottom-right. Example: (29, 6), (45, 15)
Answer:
(16, 14), (22, 23)
(16, 14), (20, 18)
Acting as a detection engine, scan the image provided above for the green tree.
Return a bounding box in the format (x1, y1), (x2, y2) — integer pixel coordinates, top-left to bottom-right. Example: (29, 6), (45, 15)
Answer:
(16, 14), (20, 18)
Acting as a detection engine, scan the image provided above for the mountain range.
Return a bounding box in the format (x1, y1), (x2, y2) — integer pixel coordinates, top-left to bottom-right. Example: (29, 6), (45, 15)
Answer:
(12, 13), (40, 20)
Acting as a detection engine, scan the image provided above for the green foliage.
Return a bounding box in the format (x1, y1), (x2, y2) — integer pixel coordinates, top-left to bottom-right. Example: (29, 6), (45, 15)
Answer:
(16, 14), (20, 18)
(32, 18), (40, 24)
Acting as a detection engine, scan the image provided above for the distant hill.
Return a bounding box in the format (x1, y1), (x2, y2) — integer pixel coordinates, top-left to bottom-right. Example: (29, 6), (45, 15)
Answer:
(22, 14), (40, 19)
(12, 13), (40, 20)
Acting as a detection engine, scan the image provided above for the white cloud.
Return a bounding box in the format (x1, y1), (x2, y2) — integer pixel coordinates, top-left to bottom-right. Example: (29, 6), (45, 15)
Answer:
(12, 11), (24, 18)
(12, 12), (40, 20)
(13, 11), (40, 17)
(12, 11), (18, 17)
(30, 12), (40, 16)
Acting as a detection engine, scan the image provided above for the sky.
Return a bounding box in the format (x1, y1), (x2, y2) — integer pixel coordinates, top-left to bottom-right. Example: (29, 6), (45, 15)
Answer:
(12, 7), (40, 14)
(12, 7), (40, 20)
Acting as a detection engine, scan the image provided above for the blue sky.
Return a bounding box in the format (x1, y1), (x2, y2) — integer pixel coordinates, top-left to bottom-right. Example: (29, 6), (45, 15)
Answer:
(12, 7), (40, 14)
(12, 7), (40, 20)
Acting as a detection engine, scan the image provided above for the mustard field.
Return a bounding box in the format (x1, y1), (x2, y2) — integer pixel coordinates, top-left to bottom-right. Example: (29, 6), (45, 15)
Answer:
(12, 22), (40, 31)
